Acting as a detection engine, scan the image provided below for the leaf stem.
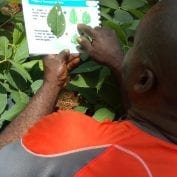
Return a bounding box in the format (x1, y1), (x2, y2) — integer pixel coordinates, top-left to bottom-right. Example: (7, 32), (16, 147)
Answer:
(0, 17), (13, 29)
(0, 59), (6, 64)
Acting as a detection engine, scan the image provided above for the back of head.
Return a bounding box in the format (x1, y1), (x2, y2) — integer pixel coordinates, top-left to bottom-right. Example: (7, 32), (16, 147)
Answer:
(131, 0), (177, 102)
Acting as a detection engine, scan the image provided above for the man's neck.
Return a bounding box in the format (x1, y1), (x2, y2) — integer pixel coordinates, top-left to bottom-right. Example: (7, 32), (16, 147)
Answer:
(127, 107), (177, 145)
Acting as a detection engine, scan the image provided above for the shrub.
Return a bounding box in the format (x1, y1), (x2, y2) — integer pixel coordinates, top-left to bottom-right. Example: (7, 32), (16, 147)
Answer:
(0, 0), (155, 128)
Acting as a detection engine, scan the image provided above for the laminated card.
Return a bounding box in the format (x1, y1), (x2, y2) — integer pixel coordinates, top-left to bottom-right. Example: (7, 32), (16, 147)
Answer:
(22, 0), (100, 55)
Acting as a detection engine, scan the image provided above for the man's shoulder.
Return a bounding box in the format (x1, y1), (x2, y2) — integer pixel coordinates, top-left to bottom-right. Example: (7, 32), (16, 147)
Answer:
(22, 110), (138, 155)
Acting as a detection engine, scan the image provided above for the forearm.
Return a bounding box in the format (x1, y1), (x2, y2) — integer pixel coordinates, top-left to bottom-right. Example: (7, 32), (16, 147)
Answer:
(0, 81), (61, 148)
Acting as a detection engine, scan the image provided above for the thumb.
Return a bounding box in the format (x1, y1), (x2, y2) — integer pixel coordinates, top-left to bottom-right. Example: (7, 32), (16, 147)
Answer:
(77, 36), (92, 53)
(58, 49), (70, 61)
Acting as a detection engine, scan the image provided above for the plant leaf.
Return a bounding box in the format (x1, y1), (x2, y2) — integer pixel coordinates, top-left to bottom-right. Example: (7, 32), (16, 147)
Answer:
(31, 79), (43, 94)
(71, 61), (101, 74)
(101, 11), (113, 21)
(114, 9), (133, 24)
(14, 37), (29, 63)
(4, 72), (18, 90)
(10, 0), (21, 3)
(121, 0), (147, 10)
(100, 0), (119, 9)
(74, 106), (88, 113)
(0, 73), (4, 80)
(0, 84), (7, 114)
(47, 3), (66, 38)
(68, 84), (99, 104)
(8, 59), (32, 82)
(103, 20), (128, 45)
(128, 9), (145, 18)
(96, 67), (111, 92)
(13, 23), (24, 45)
(128, 20), (140, 30)
(70, 74), (89, 88)
(0, 0), (8, 8)
(93, 107), (115, 122)
(14, 11), (24, 22)
(22, 60), (40, 69)
(0, 103), (25, 127)
(11, 91), (29, 104)
(0, 36), (12, 59)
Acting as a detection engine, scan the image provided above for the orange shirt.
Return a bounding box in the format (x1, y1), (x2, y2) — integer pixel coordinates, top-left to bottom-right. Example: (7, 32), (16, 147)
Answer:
(22, 110), (177, 177)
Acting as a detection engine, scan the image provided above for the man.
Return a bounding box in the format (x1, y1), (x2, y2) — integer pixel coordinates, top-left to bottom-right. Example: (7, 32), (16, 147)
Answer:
(0, 0), (177, 176)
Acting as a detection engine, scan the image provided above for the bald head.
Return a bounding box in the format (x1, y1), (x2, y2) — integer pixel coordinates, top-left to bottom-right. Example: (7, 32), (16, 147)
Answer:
(124, 0), (177, 140)
(126, 0), (177, 102)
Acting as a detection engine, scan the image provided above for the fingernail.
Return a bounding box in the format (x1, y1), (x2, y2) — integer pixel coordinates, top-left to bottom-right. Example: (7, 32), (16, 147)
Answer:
(77, 37), (82, 43)
(64, 49), (70, 53)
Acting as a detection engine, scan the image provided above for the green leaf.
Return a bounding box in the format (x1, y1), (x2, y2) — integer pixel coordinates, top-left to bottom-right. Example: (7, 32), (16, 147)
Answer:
(22, 60), (40, 69)
(82, 11), (91, 25)
(0, 103), (25, 126)
(114, 9), (133, 24)
(128, 20), (140, 30)
(0, 36), (12, 59)
(81, 70), (101, 88)
(74, 105), (88, 113)
(0, 0), (8, 8)
(69, 9), (78, 24)
(11, 91), (29, 104)
(31, 79), (43, 94)
(100, 0), (119, 9)
(128, 9), (145, 18)
(8, 59), (32, 82)
(68, 84), (99, 104)
(101, 11), (113, 21)
(0, 84), (7, 114)
(0, 73), (4, 80)
(70, 74), (89, 88)
(0, 81), (14, 92)
(121, 0), (147, 10)
(4, 72), (18, 90)
(98, 77), (122, 110)
(71, 61), (101, 74)
(96, 67), (111, 92)
(13, 23), (24, 45)
(93, 107), (115, 122)
(101, 7), (111, 14)
(10, 0), (21, 3)
(4, 69), (29, 91)
(14, 37), (29, 63)
(14, 11), (24, 22)
(103, 20), (128, 45)
(47, 3), (66, 38)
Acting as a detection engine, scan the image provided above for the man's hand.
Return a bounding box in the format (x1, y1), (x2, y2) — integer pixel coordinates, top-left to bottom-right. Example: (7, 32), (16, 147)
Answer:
(0, 50), (80, 148)
(77, 24), (129, 113)
(43, 50), (80, 87)
(77, 24), (123, 69)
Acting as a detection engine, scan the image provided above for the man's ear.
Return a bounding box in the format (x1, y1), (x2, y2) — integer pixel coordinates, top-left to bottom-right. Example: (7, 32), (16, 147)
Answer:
(133, 69), (155, 93)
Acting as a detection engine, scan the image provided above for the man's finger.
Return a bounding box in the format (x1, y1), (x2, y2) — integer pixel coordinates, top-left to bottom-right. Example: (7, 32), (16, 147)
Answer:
(77, 24), (95, 38)
(58, 49), (70, 61)
(69, 53), (80, 60)
(77, 36), (92, 52)
(67, 57), (80, 71)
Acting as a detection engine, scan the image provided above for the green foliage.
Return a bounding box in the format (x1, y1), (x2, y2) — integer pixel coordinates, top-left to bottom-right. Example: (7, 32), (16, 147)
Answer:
(69, 0), (150, 121)
(0, 0), (153, 128)
(0, 3), (43, 128)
